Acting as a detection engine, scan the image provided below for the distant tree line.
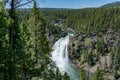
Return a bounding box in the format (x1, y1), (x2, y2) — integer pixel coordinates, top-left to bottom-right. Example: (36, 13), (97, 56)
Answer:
(43, 7), (120, 34)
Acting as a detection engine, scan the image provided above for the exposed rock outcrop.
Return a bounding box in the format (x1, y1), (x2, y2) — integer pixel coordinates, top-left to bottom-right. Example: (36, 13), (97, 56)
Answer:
(68, 29), (120, 79)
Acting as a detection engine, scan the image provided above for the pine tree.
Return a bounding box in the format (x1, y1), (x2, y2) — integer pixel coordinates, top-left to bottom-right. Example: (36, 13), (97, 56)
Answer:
(79, 69), (87, 80)
(91, 67), (103, 80)
(0, 2), (12, 80)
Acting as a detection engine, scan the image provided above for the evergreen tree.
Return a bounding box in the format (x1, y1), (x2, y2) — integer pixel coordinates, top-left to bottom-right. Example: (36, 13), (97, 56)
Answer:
(79, 69), (87, 80)
(0, 2), (12, 80)
(92, 68), (103, 80)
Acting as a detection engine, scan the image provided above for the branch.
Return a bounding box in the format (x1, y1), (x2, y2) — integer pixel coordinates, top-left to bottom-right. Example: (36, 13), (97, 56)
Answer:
(15, 0), (34, 8)
(15, 0), (21, 6)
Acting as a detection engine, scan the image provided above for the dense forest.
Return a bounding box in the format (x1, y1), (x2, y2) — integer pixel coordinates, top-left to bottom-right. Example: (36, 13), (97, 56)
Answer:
(0, 0), (120, 80)
(40, 2), (120, 80)
(0, 0), (70, 80)
(42, 2), (120, 80)
(42, 7), (120, 34)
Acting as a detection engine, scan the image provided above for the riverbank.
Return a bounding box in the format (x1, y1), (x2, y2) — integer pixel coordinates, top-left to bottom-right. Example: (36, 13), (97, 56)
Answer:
(48, 28), (120, 79)
(68, 29), (120, 80)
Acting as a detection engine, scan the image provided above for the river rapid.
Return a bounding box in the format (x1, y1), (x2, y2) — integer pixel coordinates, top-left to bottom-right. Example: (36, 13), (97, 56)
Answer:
(51, 34), (80, 80)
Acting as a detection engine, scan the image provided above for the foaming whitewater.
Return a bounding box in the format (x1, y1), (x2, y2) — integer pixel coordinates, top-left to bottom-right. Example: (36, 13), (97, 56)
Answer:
(51, 34), (79, 80)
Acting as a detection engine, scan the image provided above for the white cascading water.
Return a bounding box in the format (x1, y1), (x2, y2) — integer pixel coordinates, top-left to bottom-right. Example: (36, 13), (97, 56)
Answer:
(51, 34), (79, 80)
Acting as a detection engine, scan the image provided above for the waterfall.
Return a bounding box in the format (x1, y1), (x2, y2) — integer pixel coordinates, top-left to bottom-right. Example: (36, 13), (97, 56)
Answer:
(51, 34), (79, 80)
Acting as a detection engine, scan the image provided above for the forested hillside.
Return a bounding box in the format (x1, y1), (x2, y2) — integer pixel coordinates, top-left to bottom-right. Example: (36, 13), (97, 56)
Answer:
(101, 1), (120, 8)
(0, 0), (120, 80)
(42, 7), (120, 34)
(41, 3), (120, 80)
(0, 0), (69, 80)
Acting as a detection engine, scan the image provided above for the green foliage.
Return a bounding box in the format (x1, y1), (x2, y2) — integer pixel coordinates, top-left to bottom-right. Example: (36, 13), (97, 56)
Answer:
(79, 69), (87, 80)
(0, 2), (70, 80)
(0, 4), (12, 79)
(43, 7), (120, 33)
(1, 1), (120, 80)
(92, 68), (104, 80)
(113, 48), (120, 79)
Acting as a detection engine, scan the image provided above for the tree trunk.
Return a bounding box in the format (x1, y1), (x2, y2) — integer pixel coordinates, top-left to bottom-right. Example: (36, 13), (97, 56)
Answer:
(4, 50), (7, 80)
(9, 0), (16, 80)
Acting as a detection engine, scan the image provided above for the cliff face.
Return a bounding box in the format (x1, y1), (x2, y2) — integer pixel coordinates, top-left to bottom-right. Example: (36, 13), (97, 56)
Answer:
(48, 28), (120, 79)
(46, 26), (67, 48)
(68, 29), (120, 79)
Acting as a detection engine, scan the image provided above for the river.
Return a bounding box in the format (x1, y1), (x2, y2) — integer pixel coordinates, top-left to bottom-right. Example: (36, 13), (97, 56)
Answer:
(51, 34), (80, 80)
